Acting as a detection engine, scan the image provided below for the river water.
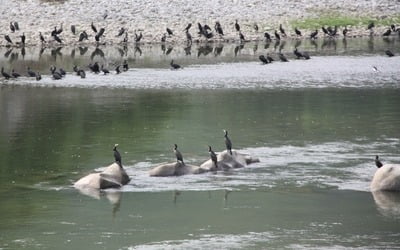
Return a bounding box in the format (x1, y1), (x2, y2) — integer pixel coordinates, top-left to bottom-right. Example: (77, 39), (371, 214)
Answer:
(0, 37), (400, 249)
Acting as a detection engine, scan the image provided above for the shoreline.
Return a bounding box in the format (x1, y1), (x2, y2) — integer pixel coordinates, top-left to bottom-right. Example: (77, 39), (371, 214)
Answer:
(1, 0), (399, 47)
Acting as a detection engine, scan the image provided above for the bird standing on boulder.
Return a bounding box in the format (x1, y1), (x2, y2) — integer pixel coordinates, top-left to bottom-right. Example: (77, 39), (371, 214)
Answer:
(113, 144), (122, 166)
(174, 144), (184, 164)
(223, 130), (233, 155)
(208, 146), (218, 168)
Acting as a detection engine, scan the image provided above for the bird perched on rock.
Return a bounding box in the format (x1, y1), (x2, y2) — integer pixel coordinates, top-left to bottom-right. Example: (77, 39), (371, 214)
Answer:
(113, 144), (122, 166)
(223, 130), (233, 155)
(170, 60), (181, 70)
(173, 144), (184, 164)
(208, 146), (218, 168)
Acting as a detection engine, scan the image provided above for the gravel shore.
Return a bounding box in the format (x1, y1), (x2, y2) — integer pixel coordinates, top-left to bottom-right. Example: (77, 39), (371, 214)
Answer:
(0, 0), (399, 46)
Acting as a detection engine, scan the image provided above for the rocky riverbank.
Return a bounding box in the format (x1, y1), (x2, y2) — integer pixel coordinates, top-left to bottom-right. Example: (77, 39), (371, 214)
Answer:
(0, 0), (399, 47)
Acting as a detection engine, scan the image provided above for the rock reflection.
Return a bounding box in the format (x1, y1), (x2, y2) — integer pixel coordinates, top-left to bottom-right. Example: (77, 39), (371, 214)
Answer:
(372, 191), (400, 218)
(76, 187), (123, 217)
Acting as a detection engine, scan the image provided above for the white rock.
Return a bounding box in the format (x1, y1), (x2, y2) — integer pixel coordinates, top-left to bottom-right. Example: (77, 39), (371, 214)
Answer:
(370, 164), (400, 192)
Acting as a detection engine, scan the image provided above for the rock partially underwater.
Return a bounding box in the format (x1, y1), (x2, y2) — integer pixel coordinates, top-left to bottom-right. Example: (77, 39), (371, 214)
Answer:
(371, 164), (400, 192)
(74, 162), (130, 190)
(150, 150), (260, 176)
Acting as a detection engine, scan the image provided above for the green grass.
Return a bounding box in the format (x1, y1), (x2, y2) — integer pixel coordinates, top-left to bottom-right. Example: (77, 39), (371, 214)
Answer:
(290, 14), (400, 30)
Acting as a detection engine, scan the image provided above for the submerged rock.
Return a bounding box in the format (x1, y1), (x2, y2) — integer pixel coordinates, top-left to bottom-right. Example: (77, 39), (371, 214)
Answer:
(149, 162), (207, 177)
(74, 162), (130, 190)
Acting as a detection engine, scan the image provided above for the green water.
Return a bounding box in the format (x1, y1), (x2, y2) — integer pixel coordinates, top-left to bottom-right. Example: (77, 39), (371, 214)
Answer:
(0, 86), (400, 249)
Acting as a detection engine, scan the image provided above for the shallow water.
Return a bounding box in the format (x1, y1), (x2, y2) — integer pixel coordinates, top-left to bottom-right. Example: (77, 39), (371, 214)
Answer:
(0, 38), (400, 249)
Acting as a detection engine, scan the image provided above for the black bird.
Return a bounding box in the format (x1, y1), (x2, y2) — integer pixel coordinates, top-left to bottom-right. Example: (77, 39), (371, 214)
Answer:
(278, 53), (288, 62)
(322, 26), (329, 36)
(279, 24), (286, 37)
(20, 33), (25, 45)
(113, 144), (122, 166)
(184, 23), (192, 32)
(264, 32), (271, 42)
(266, 53), (274, 62)
(274, 30), (280, 41)
(14, 22), (19, 31)
(91, 22), (97, 33)
(375, 155), (383, 168)
(239, 31), (245, 42)
(35, 72), (41, 81)
(39, 32), (46, 43)
(4, 35), (12, 44)
(10, 22), (15, 33)
(116, 27), (125, 37)
(115, 65), (121, 74)
(11, 69), (20, 78)
(198, 22), (205, 36)
(56, 23), (63, 35)
(204, 24), (212, 32)
(235, 20), (240, 32)
(302, 51), (310, 60)
(135, 31), (143, 42)
(294, 27), (302, 37)
(51, 26), (57, 37)
(186, 30), (192, 43)
(382, 29), (391, 36)
(367, 22), (375, 30)
(1, 67), (11, 79)
(294, 48), (303, 59)
(310, 29), (318, 39)
(59, 68), (66, 76)
(161, 33), (167, 42)
(385, 50), (394, 57)
(27, 67), (36, 77)
(170, 60), (181, 70)
(259, 55), (269, 64)
(123, 60), (129, 71)
(214, 21), (224, 36)
(342, 27), (348, 37)
(123, 32), (128, 43)
(53, 34), (62, 43)
(101, 65), (110, 74)
(78, 69), (86, 79)
(391, 24), (396, 32)
(73, 65), (79, 74)
(174, 144), (184, 164)
(166, 27), (173, 36)
(254, 23), (259, 32)
(89, 62), (100, 73)
(223, 130), (232, 155)
(96, 28), (105, 38)
(78, 31), (88, 42)
(52, 71), (62, 80)
(71, 25), (76, 35)
(208, 146), (218, 169)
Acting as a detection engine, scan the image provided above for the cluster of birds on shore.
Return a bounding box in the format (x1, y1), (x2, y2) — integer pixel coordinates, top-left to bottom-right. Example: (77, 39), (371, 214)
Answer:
(2, 19), (400, 47)
(112, 130), (233, 169)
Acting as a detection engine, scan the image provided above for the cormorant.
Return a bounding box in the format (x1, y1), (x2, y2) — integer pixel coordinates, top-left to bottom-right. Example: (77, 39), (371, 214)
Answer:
(71, 25), (76, 35)
(78, 31), (88, 42)
(239, 31), (245, 42)
(215, 22), (224, 36)
(89, 62), (100, 73)
(322, 26), (329, 36)
(266, 53), (274, 62)
(35, 72), (41, 81)
(20, 33), (25, 45)
(367, 22), (375, 30)
(116, 27), (125, 37)
(113, 144), (122, 166)
(51, 27), (57, 37)
(186, 31), (192, 43)
(73, 65), (79, 74)
(91, 22), (97, 33)
(115, 65), (121, 74)
(278, 53), (288, 62)
(101, 65), (110, 75)
(1, 67), (11, 79)
(391, 24), (396, 31)
(166, 27), (173, 36)
(385, 50), (394, 57)
(295, 27), (302, 37)
(294, 48), (303, 59)
(59, 68), (66, 76)
(264, 32), (271, 42)
(53, 34), (62, 43)
(208, 146), (218, 168)
(173, 144), (184, 164)
(375, 155), (383, 168)
(279, 24), (286, 37)
(123, 60), (129, 71)
(39, 32), (46, 43)
(161, 33), (167, 43)
(135, 31), (143, 42)
(184, 23), (192, 32)
(235, 20), (240, 32)
(223, 130), (232, 155)
(78, 69), (86, 79)
(123, 32), (128, 43)
(254, 23), (259, 32)
(342, 27), (348, 37)
(56, 23), (63, 34)
(259, 55), (269, 64)
(27, 67), (36, 77)
(302, 51), (310, 60)
(204, 24), (212, 32)
(274, 30), (280, 41)
(4, 35), (12, 44)
(10, 22), (15, 33)
(382, 29), (391, 36)
(11, 69), (20, 78)
(310, 30), (318, 39)
(14, 22), (19, 31)
(52, 71), (62, 80)
(170, 60), (181, 70)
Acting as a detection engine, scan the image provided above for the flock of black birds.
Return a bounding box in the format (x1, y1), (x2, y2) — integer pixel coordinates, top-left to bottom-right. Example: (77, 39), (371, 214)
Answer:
(0, 21), (398, 81)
